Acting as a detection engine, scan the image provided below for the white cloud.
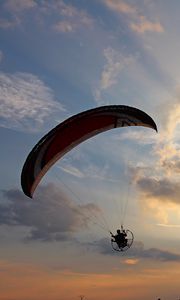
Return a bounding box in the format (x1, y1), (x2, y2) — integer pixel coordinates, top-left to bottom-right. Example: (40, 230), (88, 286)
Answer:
(94, 47), (134, 103)
(0, 72), (65, 132)
(58, 162), (116, 182)
(59, 165), (84, 178)
(112, 127), (157, 145)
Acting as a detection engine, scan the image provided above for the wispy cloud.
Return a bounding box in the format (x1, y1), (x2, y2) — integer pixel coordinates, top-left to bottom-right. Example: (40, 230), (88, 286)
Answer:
(0, 71), (65, 132)
(0, 0), (36, 29)
(0, 0), (93, 32)
(94, 47), (134, 103)
(104, 0), (136, 15)
(51, 1), (94, 33)
(59, 164), (85, 178)
(53, 20), (74, 33)
(59, 162), (115, 181)
(1, 184), (100, 242)
(104, 0), (164, 34)
(0, 17), (20, 29)
(157, 223), (180, 228)
(4, 0), (37, 13)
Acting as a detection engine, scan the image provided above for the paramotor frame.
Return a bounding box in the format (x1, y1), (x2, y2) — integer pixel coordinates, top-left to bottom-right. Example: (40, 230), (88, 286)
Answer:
(111, 229), (134, 252)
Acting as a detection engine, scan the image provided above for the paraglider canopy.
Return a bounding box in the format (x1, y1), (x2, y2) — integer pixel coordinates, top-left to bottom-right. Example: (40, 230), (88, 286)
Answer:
(21, 105), (157, 198)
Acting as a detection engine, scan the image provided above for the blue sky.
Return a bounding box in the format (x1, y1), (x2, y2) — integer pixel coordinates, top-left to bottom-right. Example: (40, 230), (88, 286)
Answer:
(1, 1), (180, 299)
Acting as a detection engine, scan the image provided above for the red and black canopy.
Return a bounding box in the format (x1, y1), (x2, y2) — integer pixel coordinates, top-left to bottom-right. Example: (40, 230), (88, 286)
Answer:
(21, 105), (157, 198)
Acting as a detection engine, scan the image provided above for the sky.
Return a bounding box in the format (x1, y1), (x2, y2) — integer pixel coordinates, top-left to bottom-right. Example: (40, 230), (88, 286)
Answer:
(0, 0), (180, 299)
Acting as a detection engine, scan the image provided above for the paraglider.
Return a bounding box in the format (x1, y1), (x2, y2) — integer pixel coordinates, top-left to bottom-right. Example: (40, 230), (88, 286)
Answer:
(21, 104), (157, 252)
(110, 225), (134, 252)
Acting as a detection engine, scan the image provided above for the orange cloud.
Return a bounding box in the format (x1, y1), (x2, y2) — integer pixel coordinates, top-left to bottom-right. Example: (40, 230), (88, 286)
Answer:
(123, 258), (139, 265)
(1, 260), (180, 300)
(104, 0), (136, 14)
(130, 16), (164, 34)
(104, 1), (164, 35)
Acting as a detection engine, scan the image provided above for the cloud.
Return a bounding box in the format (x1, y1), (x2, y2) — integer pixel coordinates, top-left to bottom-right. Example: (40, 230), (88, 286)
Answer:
(0, 71), (65, 132)
(53, 20), (74, 33)
(95, 47), (134, 103)
(41, 0), (93, 33)
(112, 127), (157, 145)
(104, 0), (164, 35)
(50, 0), (91, 21)
(0, 0), (36, 29)
(123, 258), (139, 265)
(93, 238), (180, 262)
(59, 164), (85, 178)
(100, 48), (132, 89)
(133, 170), (180, 223)
(130, 16), (164, 34)
(0, 50), (3, 62)
(59, 162), (115, 181)
(51, 1), (94, 33)
(132, 171), (180, 224)
(0, 17), (20, 29)
(104, 0), (136, 15)
(157, 223), (180, 228)
(0, 0), (93, 32)
(136, 177), (180, 205)
(162, 159), (180, 175)
(1, 184), (100, 242)
(126, 95), (180, 223)
(139, 247), (180, 262)
(140, 247), (180, 262)
(1, 259), (180, 300)
(4, 0), (37, 13)
(155, 99), (180, 167)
